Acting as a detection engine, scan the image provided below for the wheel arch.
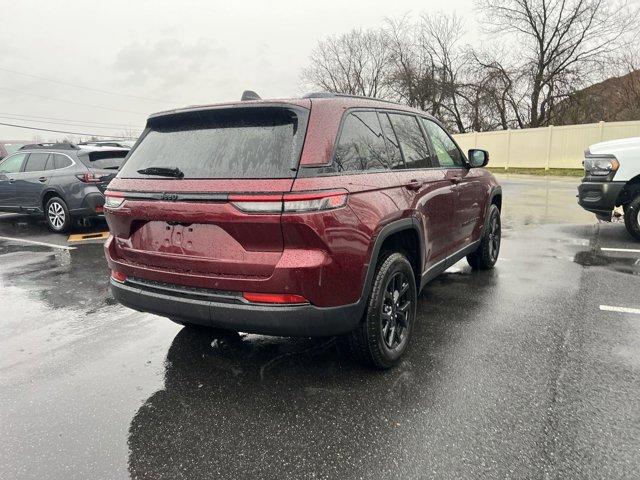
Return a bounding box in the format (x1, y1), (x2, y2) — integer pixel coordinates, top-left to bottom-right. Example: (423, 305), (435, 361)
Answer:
(358, 218), (424, 314)
(616, 174), (640, 207)
(41, 188), (65, 211)
(490, 187), (502, 211)
(479, 186), (502, 236)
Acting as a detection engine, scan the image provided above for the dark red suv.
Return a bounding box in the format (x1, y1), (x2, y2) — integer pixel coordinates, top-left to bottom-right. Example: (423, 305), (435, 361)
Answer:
(104, 93), (502, 368)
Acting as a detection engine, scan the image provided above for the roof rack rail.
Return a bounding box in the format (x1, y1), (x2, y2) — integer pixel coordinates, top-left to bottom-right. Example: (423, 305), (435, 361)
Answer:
(19, 142), (80, 151)
(302, 92), (397, 104)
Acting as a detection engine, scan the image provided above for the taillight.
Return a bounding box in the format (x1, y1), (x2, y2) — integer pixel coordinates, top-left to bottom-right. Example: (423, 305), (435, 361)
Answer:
(111, 270), (127, 283)
(242, 292), (308, 304)
(229, 190), (348, 214)
(228, 194), (283, 213)
(283, 191), (348, 212)
(104, 195), (125, 209)
(76, 172), (104, 183)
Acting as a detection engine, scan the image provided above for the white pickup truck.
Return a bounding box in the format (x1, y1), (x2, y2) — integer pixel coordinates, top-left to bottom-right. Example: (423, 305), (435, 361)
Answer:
(578, 136), (640, 241)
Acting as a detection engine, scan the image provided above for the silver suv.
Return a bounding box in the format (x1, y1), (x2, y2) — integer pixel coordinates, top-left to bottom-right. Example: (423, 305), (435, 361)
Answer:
(0, 142), (128, 232)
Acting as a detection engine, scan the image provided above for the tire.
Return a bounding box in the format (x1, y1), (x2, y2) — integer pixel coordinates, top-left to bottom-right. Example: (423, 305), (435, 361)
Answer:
(45, 197), (72, 233)
(624, 194), (640, 241)
(467, 204), (501, 270)
(344, 252), (417, 369)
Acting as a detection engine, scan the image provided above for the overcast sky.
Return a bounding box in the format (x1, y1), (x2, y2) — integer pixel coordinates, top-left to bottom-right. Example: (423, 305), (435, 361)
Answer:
(0, 0), (475, 141)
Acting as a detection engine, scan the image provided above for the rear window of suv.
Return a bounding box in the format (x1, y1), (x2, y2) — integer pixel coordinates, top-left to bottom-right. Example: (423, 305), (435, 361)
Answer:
(118, 106), (308, 179)
(78, 150), (128, 170)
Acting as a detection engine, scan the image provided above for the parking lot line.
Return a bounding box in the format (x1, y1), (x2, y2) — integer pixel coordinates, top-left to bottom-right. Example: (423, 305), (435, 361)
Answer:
(0, 235), (76, 250)
(600, 305), (640, 315)
(601, 247), (640, 253)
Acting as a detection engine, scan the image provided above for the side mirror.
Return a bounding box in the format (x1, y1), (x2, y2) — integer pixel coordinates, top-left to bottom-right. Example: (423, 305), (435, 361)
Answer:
(468, 149), (489, 168)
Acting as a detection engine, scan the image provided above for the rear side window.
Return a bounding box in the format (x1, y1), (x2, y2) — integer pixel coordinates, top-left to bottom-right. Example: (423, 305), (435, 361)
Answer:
(388, 114), (432, 169)
(421, 118), (464, 167)
(52, 154), (73, 169)
(24, 153), (50, 172)
(118, 107), (308, 179)
(79, 150), (128, 170)
(334, 111), (389, 172)
(0, 153), (27, 173)
(378, 113), (403, 169)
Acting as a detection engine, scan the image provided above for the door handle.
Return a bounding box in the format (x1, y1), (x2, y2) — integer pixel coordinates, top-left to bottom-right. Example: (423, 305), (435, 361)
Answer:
(38, 177), (48, 183)
(450, 175), (463, 184)
(404, 179), (423, 191)
(8, 178), (15, 183)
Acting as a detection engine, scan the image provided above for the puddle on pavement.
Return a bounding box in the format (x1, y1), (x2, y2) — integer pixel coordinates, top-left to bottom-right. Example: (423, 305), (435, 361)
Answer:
(0, 240), (111, 311)
(574, 250), (640, 276)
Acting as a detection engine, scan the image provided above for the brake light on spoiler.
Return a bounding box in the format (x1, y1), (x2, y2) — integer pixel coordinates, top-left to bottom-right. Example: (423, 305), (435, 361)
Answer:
(229, 189), (348, 213)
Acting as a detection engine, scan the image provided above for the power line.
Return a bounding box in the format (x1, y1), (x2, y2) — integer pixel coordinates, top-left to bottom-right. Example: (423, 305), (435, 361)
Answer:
(0, 66), (173, 104)
(0, 114), (143, 131)
(0, 86), (148, 115)
(0, 121), (137, 139)
(0, 111), (143, 128)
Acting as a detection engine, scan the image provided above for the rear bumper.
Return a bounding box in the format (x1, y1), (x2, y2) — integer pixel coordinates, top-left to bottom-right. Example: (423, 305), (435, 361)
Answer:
(110, 277), (362, 337)
(70, 192), (105, 216)
(577, 181), (625, 216)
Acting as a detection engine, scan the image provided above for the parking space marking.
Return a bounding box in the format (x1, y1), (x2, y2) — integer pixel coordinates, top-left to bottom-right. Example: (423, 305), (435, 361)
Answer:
(600, 305), (640, 315)
(0, 235), (76, 250)
(601, 247), (640, 254)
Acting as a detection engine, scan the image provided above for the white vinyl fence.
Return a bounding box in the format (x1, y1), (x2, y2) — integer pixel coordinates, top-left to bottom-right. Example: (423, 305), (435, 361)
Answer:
(453, 120), (640, 169)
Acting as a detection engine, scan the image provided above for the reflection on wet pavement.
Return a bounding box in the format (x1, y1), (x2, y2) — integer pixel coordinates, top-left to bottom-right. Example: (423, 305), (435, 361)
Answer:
(494, 174), (593, 230)
(574, 250), (640, 276)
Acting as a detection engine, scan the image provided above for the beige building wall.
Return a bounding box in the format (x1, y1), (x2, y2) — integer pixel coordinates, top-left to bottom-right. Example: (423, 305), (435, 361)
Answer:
(453, 120), (640, 169)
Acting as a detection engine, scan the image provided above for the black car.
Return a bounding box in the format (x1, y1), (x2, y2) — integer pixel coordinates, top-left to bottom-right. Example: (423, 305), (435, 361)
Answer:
(0, 142), (128, 232)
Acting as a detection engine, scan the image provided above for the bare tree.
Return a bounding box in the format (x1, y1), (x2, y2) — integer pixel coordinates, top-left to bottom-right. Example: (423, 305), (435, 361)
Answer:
(472, 51), (530, 129)
(613, 52), (640, 121)
(477, 0), (639, 127)
(302, 29), (392, 98)
(383, 17), (438, 112)
(383, 14), (473, 131)
(551, 51), (640, 124)
(420, 13), (470, 132)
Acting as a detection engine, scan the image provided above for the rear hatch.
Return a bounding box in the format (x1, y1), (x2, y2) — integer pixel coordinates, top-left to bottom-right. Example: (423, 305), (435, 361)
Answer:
(77, 148), (129, 192)
(106, 103), (310, 281)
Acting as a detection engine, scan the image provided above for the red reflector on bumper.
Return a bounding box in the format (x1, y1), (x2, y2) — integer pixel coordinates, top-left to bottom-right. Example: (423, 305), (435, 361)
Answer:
(242, 292), (308, 304)
(111, 271), (127, 283)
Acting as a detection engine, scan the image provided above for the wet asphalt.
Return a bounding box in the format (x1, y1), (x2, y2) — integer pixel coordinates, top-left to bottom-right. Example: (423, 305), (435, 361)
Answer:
(1, 174), (639, 480)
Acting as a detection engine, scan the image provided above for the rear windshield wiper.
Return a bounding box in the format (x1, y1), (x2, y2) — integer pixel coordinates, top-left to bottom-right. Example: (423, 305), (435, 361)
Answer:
(136, 166), (184, 179)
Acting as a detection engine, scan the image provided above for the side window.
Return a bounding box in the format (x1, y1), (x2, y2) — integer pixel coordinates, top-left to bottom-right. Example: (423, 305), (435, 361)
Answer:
(388, 114), (432, 169)
(53, 154), (73, 169)
(334, 111), (389, 172)
(378, 113), (403, 169)
(0, 153), (28, 173)
(421, 118), (464, 168)
(24, 153), (50, 172)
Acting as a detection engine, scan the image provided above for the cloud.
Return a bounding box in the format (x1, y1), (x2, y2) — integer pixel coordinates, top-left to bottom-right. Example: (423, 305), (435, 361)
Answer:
(113, 38), (228, 95)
